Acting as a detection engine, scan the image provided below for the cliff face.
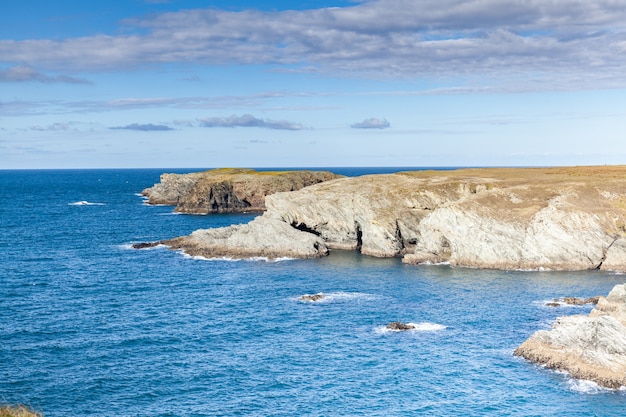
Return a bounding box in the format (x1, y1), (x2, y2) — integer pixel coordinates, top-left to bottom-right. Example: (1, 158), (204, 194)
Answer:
(515, 284), (626, 389)
(142, 168), (343, 214)
(161, 166), (626, 270)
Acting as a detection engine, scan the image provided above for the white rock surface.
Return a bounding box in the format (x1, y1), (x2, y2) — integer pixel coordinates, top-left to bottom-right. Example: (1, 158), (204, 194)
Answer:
(515, 284), (626, 389)
(164, 216), (328, 260)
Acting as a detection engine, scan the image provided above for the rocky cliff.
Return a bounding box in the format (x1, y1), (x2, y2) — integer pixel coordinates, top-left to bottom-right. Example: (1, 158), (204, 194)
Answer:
(141, 168), (342, 214)
(159, 166), (626, 270)
(515, 283), (626, 389)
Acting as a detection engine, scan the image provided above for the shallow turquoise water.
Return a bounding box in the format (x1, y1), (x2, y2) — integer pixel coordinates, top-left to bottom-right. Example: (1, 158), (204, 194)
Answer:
(1, 169), (626, 416)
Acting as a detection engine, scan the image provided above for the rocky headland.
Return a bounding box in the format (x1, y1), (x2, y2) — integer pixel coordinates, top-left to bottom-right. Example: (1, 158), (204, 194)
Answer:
(141, 168), (342, 214)
(157, 165), (626, 270)
(515, 283), (626, 389)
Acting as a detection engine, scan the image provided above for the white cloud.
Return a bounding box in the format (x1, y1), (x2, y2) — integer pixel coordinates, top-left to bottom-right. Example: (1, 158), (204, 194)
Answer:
(351, 117), (390, 129)
(110, 123), (174, 131)
(0, 65), (90, 84)
(30, 122), (72, 131)
(1, 1), (626, 89)
(199, 114), (304, 130)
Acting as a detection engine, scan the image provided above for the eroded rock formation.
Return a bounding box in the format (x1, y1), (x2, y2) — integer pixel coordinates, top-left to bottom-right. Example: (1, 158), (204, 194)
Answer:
(164, 216), (328, 260)
(141, 168), (342, 214)
(159, 166), (626, 269)
(515, 284), (626, 389)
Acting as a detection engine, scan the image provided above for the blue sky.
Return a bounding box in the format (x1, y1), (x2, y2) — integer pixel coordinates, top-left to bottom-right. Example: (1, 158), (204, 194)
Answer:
(2, 0), (626, 168)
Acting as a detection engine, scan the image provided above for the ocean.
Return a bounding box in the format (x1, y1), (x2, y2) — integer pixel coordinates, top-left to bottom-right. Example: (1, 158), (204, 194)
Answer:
(1, 168), (626, 416)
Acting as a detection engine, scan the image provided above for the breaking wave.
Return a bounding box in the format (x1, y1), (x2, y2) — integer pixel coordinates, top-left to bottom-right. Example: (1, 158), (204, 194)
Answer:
(182, 253), (295, 262)
(376, 322), (447, 334)
(296, 291), (378, 303)
(69, 201), (105, 206)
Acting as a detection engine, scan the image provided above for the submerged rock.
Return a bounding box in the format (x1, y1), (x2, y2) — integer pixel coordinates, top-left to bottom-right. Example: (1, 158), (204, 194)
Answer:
(515, 283), (626, 389)
(386, 322), (416, 331)
(299, 293), (325, 302)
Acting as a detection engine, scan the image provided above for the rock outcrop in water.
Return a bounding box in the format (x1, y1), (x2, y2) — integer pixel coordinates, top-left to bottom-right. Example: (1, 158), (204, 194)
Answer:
(545, 296), (600, 307)
(299, 293), (325, 302)
(160, 166), (626, 270)
(515, 283), (626, 389)
(141, 168), (342, 214)
(386, 322), (416, 331)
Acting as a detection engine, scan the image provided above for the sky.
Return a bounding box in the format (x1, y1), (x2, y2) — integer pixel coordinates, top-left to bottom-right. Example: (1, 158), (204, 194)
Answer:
(2, 0), (626, 169)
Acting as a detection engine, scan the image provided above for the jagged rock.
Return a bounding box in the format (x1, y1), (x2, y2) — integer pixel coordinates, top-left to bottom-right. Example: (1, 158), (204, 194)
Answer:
(132, 241), (162, 249)
(299, 293), (325, 302)
(162, 166), (626, 269)
(141, 168), (342, 214)
(562, 296), (601, 305)
(163, 216), (328, 260)
(546, 296), (601, 307)
(515, 283), (626, 389)
(386, 322), (416, 331)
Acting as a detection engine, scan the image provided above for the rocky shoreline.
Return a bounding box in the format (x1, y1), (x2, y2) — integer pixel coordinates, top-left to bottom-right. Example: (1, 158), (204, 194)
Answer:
(146, 165), (626, 271)
(515, 283), (626, 389)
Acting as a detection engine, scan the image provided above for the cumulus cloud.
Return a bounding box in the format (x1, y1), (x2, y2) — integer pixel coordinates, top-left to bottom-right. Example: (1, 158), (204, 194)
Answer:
(30, 122), (72, 131)
(1, 1), (626, 89)
(0, 65), (90, 84)
(351, 117), (390, 129)
(199, 114), (304, 130)
(110, 123), (174, 131)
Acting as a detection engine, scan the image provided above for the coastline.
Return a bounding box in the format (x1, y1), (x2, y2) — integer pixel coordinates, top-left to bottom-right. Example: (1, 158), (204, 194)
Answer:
(145, 165), (626, 272)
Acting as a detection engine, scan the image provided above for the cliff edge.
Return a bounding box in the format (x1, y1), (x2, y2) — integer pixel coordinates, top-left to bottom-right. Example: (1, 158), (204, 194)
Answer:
(141, 168), (342, 214)
(515, 283), (626, 389)
(159, 166), (626, 270)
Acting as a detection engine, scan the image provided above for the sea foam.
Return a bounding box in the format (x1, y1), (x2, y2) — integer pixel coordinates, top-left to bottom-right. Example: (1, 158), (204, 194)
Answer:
(69, 201), (105, 206)
(376, 322), (447, 334)
(296, 291), (378, 303)
(182, 253), (295, 262)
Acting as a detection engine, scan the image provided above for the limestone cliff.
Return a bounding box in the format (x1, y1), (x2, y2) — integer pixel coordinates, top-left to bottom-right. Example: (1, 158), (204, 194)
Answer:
(159, 166), (626, 270)
(515, 283), (626, 389)
(141, 168), (342, 214)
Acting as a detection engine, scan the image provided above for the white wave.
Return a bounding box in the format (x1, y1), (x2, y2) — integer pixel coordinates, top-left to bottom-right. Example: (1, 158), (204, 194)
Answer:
(182, 253), (295, 262)
(376, 321), (447, 334)
(566, 377), (613, 394)
(69, 201), (105, 206)
(157, 212), (182, 216)
(537, 300), (582, 309)
(296, 291), (378, 303)
(118, 243), (167, 251)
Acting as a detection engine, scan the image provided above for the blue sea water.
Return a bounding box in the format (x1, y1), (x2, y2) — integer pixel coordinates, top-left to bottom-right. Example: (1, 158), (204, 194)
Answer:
(1, 168), (626, 416)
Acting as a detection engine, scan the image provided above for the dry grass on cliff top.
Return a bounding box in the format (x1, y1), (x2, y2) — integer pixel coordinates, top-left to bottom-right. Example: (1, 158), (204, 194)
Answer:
(0, 404), (43, 417)
(203, 168), (329, 177)
(400, 165), (626, 182)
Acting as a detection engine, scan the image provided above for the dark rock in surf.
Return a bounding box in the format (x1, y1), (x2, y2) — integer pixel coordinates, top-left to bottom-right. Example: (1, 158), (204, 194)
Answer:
(299, 293), (325, 302)
(132, 241), (161, 249)
(386, 322), (416, 331)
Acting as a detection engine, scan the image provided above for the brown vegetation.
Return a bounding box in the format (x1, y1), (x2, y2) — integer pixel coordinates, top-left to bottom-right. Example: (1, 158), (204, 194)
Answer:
(0, 404), (42, 417)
